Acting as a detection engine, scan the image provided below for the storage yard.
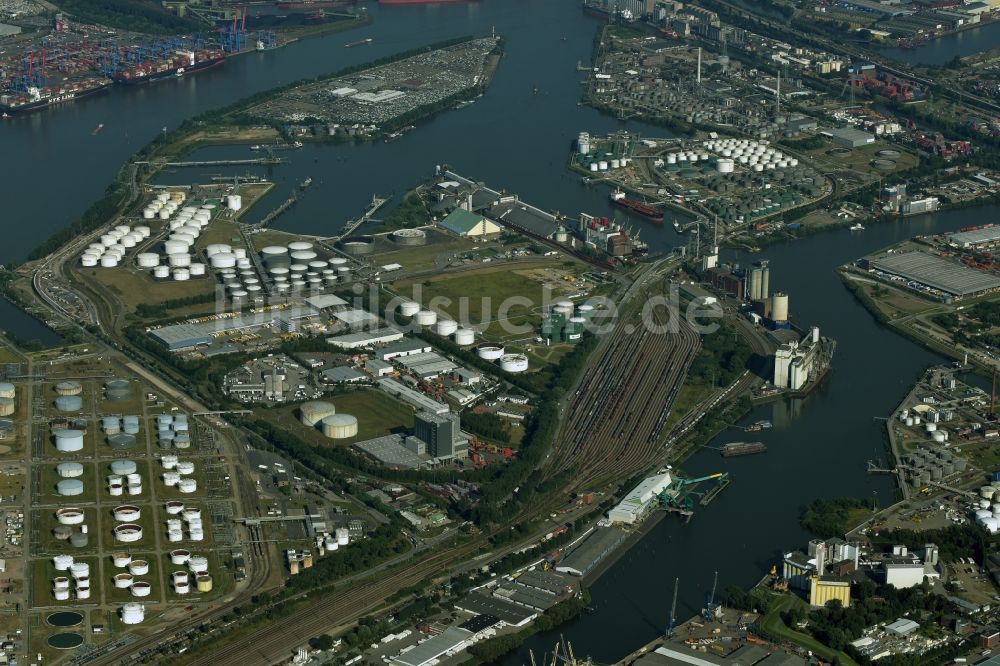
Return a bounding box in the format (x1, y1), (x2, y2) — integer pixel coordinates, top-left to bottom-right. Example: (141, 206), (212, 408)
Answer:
(244, 37), (500, 129)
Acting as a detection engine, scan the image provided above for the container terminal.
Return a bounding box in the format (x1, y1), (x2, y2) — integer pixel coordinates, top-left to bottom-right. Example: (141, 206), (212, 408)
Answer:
(0, 9), (297, 115)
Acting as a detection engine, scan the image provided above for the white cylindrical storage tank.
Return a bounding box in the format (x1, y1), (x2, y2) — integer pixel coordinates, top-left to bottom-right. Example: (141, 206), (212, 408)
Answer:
(932, 431), (945, 443)
(261, 245), (288, 259)
(168, 253), (191, 268)
(172, 269), (190, 282)
(178, 478), (197, 494)
(76, 587), (91, 600)
(210, 253), (237, 269)
(153, 265), (170, 279)
(53, 555), (74, 571)
(114, 573), (134, 588)
(54, 429), (84, 452)
(57, 479), (84, 497)
(188, 556), (209, 574)
(167, 529), (184, 543)
(189, 527), (204, 541)
(114, 524), (143, 543)
(182, 507), (201, 522)
(454, 329), (475, 346)
(53, 577), (71, 591)
(398, 301), (421, 318)
(112, 552), (132, 568)
(55, 508), (85, 525)
(53, 588), (71, 601)
(414, 310), (438, 326)
(980, 516), (999, 533)
(70, 562), (89, 579)
(290, 250), (317, 262)
(716, 158), (735, 174)
(121, 603), (145, 625)
(161, 455), (179, 470)
(321, 414), (359, 440)
(100, 255), (119, 268)
(163, 240), (188, 255)
(926, 423), (937, 432)
(162, 471), (181, 487)
(435, 319), (458, 336)
(81, 255), (99, 268)
(170, 549), (191, 565)
(113, 505), (141, 522)
(175, 461), (195, 475)
(189, 263), (206, 277)
(130, 581), (151, 597)
(288, 241), (313, 251)
(136, 253), (159, 268)
(129, 560), (149, 576)
(476, 345), (505, 360)
(57, 462), (84, 478)
(500, 354), (529, 373)
(226, 194), (242, 211)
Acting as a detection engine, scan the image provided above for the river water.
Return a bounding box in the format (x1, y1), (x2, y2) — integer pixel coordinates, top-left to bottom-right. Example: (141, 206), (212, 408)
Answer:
(0, 1), (993, 660)
(879, 19), (1000, 65)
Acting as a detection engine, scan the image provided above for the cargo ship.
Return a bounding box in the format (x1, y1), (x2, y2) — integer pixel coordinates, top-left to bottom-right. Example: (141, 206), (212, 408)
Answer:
(379, 0), (474, 4)
(112, 49), (225, 85)
(720, 442), (767, 457)
(609, 189), (664, 223)
(278, 0), (356, 8)
(0, 77), (112, 115)
(345, 38), (373, 48)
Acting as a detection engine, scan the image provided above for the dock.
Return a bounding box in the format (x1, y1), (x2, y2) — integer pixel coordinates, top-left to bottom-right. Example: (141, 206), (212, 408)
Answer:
(139, 158), (286, 168)
(248, 177), (313, 230)
(338, 194), (390, 238)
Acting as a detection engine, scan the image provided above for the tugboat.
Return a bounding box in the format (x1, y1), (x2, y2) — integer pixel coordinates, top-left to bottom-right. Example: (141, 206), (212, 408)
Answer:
(849, 222), (865, 231)
(609, 189), (664, 223)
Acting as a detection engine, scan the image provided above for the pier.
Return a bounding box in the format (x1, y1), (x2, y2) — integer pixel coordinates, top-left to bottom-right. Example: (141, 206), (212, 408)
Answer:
(138, 157), (286, 168)
(338, 194), (390, 238)
(247, 177), (313, 231)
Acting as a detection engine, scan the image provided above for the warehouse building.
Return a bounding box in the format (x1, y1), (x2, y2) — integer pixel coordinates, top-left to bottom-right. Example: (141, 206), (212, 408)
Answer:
(379, 338), (433, 361)
(945, 226), (1000, 248)
(377, 378), (450, 415)
(868, 251), (1000, 298)
(821, 126), (875, 148)
(555, 527), (627, 577)
(607, 471), (672, 524)
(327, 327), (404, 349)
(391, 627), (473, 666)
(149, 310), (317, 350)
(439, 208), (502, 237)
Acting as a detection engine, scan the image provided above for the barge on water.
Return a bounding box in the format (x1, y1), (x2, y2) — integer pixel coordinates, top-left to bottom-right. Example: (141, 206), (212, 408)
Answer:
(720, 441), (767, 458)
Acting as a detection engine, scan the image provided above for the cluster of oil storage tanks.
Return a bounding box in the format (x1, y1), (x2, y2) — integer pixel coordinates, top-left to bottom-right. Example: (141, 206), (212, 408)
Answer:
(53, 508), (89, 549)
(298, 401), (358, 439)
(161, 453), (199, 494)
(904, 447), (966, 490)
(108, 458), (142, 497)
(699, 138), (800, 172)
(79, 224), (152, 269)
(164, 494), (205, 542)
(289, 528), (351, 574)
(542, 300), (593, 344)
(973, 480), (1000, 533)
(394, 301), (477, 346)
(168, 550), (213, 594)
(146, 202), (217, 282)
(157, 413), (192, 450)
(51, 556), (91, 601)
(109, 539), (154, 598)
(257, 241), (351, 297)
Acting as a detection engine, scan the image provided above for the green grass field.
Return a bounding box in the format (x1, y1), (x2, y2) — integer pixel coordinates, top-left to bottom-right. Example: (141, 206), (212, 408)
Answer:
(760, 595), (860, 666)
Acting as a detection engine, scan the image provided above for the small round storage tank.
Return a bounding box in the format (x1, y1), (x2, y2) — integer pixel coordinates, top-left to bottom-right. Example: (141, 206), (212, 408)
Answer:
(398, 301), (421, 317)
(0, 399), (13, 417)
(136, 253), (159, 268)
(120, 603), (145, 625)
(57, 479), (84, 496)
(300, 401), (336, 427)
(290, 250), (317, 262)
(454, 329), (475, 346)
(500, 354), (529, 373)
(153, 265), (170, 279)
(55, 508), (84, 525)
(476, 345), (505, 360)
(435, 319), (458, 336)
(321, 414), (359, 439)
(210, 253), (237, 269)
(414, 310), (438, 327)
(57, 462), (84, 478)
(110, 460), (137, 475)
(196, 575), (214, 592)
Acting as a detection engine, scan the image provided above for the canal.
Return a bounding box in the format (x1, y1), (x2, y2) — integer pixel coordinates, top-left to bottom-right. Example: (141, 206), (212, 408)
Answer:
(880, 19), (1000, 65)
(0, 1), (995, 662)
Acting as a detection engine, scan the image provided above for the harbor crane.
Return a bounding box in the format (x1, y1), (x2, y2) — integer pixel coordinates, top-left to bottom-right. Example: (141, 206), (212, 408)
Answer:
(703, 571), (721, 622)
(667, 577), (679, 637)
(658, 473), (729, 512)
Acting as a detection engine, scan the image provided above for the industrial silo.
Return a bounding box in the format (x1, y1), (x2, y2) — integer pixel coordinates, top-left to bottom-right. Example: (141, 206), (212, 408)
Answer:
(299, 401), (336, 427)
(0, 383), (14, 399)
(770, 292), (789, 323)
(321, 414), (359, 439)
(0, 399), (13, 417)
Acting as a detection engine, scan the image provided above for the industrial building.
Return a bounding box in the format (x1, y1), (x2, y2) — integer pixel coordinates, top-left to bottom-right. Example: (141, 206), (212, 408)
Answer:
(773, 327), (822, 391)
(379, 339), (433, 361)
(327, 327), (405, 350)
(868, 251), (1000, 299)
(555, 527), (627, 577)
(632, 645), (806, 666)
(809, 575), (851, 608)
(394, 351), (457, 379)
(944, 226), (1000, 249)
(414, 411), (467, 459)
(607, 471), (672, 524)
(390, 627), (474, 666)
(439, 208), (501, 237)
(354, 434), (425, 469)
(377, 378), (450, 415)
(820, 127), (875, 148)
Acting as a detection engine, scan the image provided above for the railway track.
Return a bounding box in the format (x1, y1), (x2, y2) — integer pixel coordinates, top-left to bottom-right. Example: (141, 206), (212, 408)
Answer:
(547, 293), (701, 490)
